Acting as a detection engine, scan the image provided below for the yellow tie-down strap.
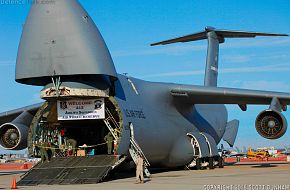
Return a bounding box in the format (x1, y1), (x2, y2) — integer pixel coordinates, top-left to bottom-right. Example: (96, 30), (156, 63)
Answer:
(33, 140), (114, 150)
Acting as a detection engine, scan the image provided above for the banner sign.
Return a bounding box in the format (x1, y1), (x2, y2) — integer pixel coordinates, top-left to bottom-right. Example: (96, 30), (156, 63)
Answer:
(57, 99), (105, 120)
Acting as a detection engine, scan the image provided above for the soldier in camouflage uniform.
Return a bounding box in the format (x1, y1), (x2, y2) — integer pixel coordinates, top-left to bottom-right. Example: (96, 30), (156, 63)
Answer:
(104, 132), (113, 155)
(67, 138), (77, 156)
(39, 139), (50, 162)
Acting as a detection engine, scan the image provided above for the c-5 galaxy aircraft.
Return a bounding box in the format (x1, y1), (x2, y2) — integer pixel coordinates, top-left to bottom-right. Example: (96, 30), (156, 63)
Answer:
(0, 0), (289, 185)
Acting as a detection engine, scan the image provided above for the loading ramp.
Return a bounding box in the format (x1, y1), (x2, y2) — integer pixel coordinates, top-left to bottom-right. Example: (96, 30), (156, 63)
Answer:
(17, 155), (123, 186)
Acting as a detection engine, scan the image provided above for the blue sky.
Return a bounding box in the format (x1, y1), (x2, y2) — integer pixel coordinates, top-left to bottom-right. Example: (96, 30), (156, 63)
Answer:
(0, 0), (290, 153)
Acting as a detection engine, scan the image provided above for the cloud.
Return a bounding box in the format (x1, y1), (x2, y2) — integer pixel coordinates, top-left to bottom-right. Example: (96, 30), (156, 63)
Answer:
(221, 52), (289, 64)
(222, 80), (290, 91)
(259, 54), (288, 60)
(112, 37), (290, 57)
(222, 54), (252, 63)
(142, 63), (290, 78)
(242, 81), (290, 91)
(221, 63), (290, 74)
(221, 37), (290, 49)
(112, 44), (206, 57)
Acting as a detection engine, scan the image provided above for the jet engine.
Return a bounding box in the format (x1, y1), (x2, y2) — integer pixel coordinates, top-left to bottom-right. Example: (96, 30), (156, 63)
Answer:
(255, 110), (287, 139)
(0, 123), (29, 150)
(0, 111), (33, 150)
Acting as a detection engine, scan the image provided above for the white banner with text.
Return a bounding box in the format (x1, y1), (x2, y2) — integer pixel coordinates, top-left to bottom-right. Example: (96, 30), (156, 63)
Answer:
(57, 99), (105, 120)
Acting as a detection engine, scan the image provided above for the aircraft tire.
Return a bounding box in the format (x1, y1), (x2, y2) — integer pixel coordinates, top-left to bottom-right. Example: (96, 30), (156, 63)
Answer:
(195, 158), (202, 170)
(209, 157), (214, 169)
(218, 156), (224, 168)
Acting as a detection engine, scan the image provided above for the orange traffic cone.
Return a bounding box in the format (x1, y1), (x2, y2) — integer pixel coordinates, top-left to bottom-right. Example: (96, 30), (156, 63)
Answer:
(11, 176), (17, 189)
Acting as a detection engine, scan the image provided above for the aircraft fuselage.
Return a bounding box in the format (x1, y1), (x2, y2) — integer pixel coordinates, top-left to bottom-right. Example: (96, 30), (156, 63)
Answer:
(114, 74), (228, 167)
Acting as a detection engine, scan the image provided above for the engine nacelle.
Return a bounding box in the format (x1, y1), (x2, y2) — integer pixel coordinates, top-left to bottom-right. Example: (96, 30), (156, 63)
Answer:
(0, 111), (33, 150)
(0, 123), (29, 150)
(255, 110), (287, 139)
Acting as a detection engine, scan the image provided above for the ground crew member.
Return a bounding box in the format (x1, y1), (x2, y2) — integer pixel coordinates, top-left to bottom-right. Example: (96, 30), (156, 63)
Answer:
(136, 154), (144, 184)
(66, 138), (77, 156)
(33, 136), (40, 157)
(39, 139), (50, 162)
(50, 139), (59, 158)
(104, 132), (113, 155)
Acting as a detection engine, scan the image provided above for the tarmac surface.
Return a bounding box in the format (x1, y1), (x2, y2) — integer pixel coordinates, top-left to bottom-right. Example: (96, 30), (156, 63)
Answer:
(0, 162), (290, 190)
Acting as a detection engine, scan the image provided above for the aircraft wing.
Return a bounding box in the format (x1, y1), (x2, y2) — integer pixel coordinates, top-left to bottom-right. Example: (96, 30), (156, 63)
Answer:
(0, 103), (43, 125)
(229, 153), (247, 157)
(171, 85), (290, 108)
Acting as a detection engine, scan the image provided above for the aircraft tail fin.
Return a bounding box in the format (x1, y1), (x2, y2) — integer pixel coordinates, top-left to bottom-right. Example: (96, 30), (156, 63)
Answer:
(243, 146), (247, 154)
(151, 27), (288, 87)
(235, 146), (241, 154)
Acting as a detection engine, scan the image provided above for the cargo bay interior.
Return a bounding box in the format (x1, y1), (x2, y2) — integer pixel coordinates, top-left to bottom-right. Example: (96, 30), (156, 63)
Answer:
(28, 98), (122, 158)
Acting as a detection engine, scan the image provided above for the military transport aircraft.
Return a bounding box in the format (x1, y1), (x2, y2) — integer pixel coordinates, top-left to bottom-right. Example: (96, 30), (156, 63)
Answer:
(0, 0), (289, 185)
(282, 146), (290, 155)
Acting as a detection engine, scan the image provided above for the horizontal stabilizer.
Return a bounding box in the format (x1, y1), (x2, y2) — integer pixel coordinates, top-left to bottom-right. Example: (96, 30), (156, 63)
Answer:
(223, 119), (239, 147)
(151, 26), (288, 46)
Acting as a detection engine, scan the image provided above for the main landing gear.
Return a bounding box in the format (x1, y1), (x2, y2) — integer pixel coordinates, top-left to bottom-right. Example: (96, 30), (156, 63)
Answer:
(192, 156), (224, 170)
